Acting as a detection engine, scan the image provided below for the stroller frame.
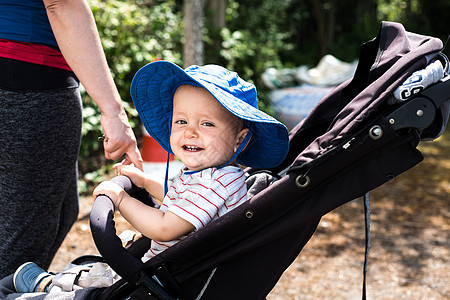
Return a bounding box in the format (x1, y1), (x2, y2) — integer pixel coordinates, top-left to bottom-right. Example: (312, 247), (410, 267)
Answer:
(88, 21), (450, 300)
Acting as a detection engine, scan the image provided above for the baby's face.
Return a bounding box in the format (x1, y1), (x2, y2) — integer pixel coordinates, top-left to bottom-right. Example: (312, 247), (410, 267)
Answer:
(170, 85), (247, 171)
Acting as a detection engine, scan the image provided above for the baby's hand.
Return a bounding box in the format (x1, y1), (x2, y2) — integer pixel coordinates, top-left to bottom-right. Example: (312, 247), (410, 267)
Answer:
(93, 181), (127, 209)
(114, 163), (146, 188)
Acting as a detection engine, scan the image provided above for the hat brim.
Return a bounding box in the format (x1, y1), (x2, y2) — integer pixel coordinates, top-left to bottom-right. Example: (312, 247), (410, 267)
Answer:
(131, 61), (289, 168)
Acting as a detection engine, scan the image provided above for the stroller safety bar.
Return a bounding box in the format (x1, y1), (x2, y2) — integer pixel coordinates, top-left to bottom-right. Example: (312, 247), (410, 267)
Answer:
(90, 175), (144, 282)
(91, 177), (180, 299)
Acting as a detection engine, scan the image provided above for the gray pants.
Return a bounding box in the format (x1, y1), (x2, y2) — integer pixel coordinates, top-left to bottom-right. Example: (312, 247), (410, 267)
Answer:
(0, 87), (82, 277)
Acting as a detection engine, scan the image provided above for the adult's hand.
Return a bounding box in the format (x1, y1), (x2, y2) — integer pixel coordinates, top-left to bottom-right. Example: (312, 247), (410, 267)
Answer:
(101, 111), (143, 170)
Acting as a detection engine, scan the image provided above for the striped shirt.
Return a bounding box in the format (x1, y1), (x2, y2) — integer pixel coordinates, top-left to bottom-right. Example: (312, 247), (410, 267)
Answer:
(142, 165), (247, 262)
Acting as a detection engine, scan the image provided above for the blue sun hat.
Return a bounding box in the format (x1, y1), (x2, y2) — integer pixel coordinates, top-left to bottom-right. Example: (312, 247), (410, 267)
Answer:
(130, 60), (289, 169)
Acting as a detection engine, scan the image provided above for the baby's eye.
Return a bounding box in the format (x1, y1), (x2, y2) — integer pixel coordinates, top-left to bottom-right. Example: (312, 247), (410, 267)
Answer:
(174, 120), (187, 125)
(202, 122), (214, 127)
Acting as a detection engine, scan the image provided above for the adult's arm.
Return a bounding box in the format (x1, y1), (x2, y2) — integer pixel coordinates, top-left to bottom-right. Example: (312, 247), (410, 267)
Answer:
(43, 0), (143, 170)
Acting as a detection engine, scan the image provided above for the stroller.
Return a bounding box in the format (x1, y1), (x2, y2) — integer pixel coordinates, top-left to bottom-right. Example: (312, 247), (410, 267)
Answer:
(4, 21), (446, 299)
(86, 21), (449, 300)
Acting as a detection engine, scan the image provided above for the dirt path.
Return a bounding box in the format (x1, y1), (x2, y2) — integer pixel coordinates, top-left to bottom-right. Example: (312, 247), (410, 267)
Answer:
(50, 130), (449, 299)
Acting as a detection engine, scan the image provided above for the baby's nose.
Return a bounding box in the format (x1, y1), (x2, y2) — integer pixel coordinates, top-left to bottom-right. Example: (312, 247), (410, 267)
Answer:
(184, 125), (199, 138)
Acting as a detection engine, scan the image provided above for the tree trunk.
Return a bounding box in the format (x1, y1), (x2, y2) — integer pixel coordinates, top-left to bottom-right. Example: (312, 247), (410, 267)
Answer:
(183, 0), (204, 67)
(310, 0), (327, 59)
(206, 0), (226, 29)
(356, 0), (376, 31)
(205, 0), (226, 63)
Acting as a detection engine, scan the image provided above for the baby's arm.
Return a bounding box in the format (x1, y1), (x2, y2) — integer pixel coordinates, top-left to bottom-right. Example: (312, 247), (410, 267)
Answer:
(114, 163), (165, 202)
(93, 181), (194, 242)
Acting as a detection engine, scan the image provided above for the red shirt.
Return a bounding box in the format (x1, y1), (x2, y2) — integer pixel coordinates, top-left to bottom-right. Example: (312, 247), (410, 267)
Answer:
(0, 39), (72, 71)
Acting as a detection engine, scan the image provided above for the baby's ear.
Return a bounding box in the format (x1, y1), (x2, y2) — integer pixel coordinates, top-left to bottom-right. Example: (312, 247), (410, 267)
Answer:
(234, 128), (250, 152)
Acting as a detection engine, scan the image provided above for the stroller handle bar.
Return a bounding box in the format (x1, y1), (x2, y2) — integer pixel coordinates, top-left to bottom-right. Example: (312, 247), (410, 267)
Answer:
(90, 175), (144, 282)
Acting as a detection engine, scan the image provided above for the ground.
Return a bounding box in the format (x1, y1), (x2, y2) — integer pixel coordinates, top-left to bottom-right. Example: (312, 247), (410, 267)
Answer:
(50, 130), (449, 299)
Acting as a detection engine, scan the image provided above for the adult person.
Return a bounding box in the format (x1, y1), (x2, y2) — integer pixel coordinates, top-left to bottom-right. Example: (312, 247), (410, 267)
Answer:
(0, 0), (143, 278)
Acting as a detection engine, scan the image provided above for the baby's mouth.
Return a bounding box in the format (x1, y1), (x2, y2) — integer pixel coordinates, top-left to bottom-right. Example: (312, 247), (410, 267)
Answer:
(183, 145), (203, 152)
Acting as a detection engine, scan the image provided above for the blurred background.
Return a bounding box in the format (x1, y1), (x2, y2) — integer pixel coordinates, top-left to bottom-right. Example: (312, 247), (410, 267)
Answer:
(78, 0), (449, 192)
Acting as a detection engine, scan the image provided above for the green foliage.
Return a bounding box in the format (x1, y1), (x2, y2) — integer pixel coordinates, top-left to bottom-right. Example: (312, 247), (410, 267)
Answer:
(211, 0), (303, 110)
(90, 0), (184, 101)
(377, 0), (449, 43)
(79, 92), (101, 160)
(78, 0), (183, 191)
(79, 0), (449, 193)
